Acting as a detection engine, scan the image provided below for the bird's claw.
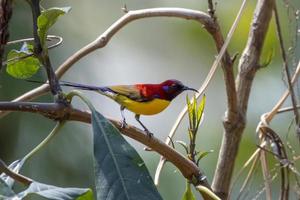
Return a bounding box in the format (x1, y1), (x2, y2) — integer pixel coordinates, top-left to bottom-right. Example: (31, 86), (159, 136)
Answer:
(121, 120), (127, 129)
(145, 129), (153, 138)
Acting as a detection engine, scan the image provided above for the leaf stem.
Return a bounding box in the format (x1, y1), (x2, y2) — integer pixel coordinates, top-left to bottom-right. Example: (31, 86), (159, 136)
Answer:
(23, 122), (65, 162)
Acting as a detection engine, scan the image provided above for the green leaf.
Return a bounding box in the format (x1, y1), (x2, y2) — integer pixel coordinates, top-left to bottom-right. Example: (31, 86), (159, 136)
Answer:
(17, 181), (92, 200)
(192, 96), (197, 127)
(197, 150), (214, 162)
(260, 48), (274, 68)
(91, 110), (162, 200)
(0, 159), (25, 188)
(75, 189), (94, 200)
(6, 48), (41, 79)
(0, 178), (16, 199)
(196, 95), (206, 129)
(38, 7), (71, 47)
(182, 182), (196, 200)
(186, 95), (193, 128)
(176, 140), (189, 154)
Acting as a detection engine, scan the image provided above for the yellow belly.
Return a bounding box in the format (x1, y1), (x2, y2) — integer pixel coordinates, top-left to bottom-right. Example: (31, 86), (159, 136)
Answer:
(115, 95), (170, 115)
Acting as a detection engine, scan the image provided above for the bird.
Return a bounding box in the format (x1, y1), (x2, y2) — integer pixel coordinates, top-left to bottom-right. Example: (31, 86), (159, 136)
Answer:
(30, 79), (198, 136)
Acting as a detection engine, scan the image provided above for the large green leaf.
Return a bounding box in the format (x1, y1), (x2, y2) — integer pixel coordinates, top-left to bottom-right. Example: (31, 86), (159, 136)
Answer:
(6, 43), (41, 79)
(38, 7), (71, 47)
(92, 110), (162, 200)
(17, 181), (92, 200)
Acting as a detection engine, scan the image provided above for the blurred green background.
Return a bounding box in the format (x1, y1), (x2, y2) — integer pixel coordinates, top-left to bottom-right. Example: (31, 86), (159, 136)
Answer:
(1, 0), (300, 199)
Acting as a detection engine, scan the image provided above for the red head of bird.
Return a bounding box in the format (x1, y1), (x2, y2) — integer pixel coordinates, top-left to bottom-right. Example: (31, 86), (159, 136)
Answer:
(136, 79), (198, 101)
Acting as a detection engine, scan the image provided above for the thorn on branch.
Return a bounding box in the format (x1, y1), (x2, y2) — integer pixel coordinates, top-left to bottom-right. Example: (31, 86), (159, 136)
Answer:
(122, 4), (128, 13)
(207, 0), (216, 20)
(231, 52), (239, 64)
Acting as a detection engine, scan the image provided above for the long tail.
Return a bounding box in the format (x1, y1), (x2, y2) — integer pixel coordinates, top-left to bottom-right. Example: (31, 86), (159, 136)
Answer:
(26, 80), (110, 93)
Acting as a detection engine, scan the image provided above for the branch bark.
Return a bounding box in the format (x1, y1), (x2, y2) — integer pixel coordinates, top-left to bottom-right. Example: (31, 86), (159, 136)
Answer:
(0, 7), (215, 120)
(212, 0), (275, 198)
(29, 0), (63, 98)
(0, 0), (12, 71)
(0, 101), (212, 190)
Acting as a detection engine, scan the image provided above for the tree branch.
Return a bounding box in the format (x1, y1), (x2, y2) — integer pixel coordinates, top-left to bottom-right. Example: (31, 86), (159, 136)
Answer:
(0, 0), (12, 71)
(273, 2), (300, 134)
(212, 0), (275, 198)
(0, 159), (32, 186)
(28, 0), (63, 99)
(0, 101), (212, 190)
(0, 7), (215, 118)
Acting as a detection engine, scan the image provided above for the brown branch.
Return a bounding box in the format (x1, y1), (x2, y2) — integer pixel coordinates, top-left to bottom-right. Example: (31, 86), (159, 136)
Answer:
(212, 0), (275, 198)
(154, 0), (245, 184)
(207, 0), (216, 20)
(0, 101), (212, 191)
(273, 2), (300, 133)
(0, 159), (32, 186)
(0, 0), (12, 71)
(28, 0), (63, 98)
(0, 7), (214, 119)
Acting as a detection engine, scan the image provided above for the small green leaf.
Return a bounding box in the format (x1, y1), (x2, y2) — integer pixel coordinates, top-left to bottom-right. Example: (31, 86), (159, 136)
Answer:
(17, 181), (91, 200)
(197, 150), (214, 162)
(6, 49), (41, 79)
(76, 189), (94, 200)
(182, 181), (196, 200)
(38, 7), (71, 47)
(186, 95), (193, 128)
(192, 96), (197, 127)
(260, 48), (274, 68)
(91, 110), (163, 200)
(196, 95), (206, 129)
(176, 140), (189, 154)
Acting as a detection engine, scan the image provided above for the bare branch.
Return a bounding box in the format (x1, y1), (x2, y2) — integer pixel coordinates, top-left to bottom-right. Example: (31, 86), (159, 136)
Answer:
(273, 2), (300, 134)
(0, 159), (32, 186)
(212, 0), (275, 198)
(0, 0), (12, 71)
(28, 0), (62, 98)
(0, 7), (214, 119)
(154, 0), (249, 184)
(0, 101), (212, 190)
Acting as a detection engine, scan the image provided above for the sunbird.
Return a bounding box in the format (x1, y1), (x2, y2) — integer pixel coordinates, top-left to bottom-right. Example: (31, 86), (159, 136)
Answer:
(31, 79), (197, 136)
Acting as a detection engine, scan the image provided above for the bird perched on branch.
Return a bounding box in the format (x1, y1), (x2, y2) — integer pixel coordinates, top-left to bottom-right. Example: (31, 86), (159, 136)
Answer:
(31, 79), (198, 136)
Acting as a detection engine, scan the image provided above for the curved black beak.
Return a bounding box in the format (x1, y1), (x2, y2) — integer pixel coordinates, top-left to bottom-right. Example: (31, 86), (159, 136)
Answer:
(183, 86), (198, 93)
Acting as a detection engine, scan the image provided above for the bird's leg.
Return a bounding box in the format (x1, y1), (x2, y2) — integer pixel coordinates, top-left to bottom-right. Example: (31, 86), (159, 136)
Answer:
(135, 114), (153, 137)
(120, 106), (127, 128)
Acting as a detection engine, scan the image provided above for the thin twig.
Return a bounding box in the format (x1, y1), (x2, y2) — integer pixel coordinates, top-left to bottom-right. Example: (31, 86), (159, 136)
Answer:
(3, 35), (63, 66)
(274, 2), (300, 135)
(0, 159), (32, 186)
(28, 0), (62, 98)
(0, 0), (12, 71)
(236, 153), (260, 200)
(207, 0), (216, 20)
(0, 100), (212, 189)
(212, 0), (275, 198)
(260, 150), (272, 200)
(23, 122), (65, 161)
(155, 0), (248, 185)
(0, 7), (214, 119)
